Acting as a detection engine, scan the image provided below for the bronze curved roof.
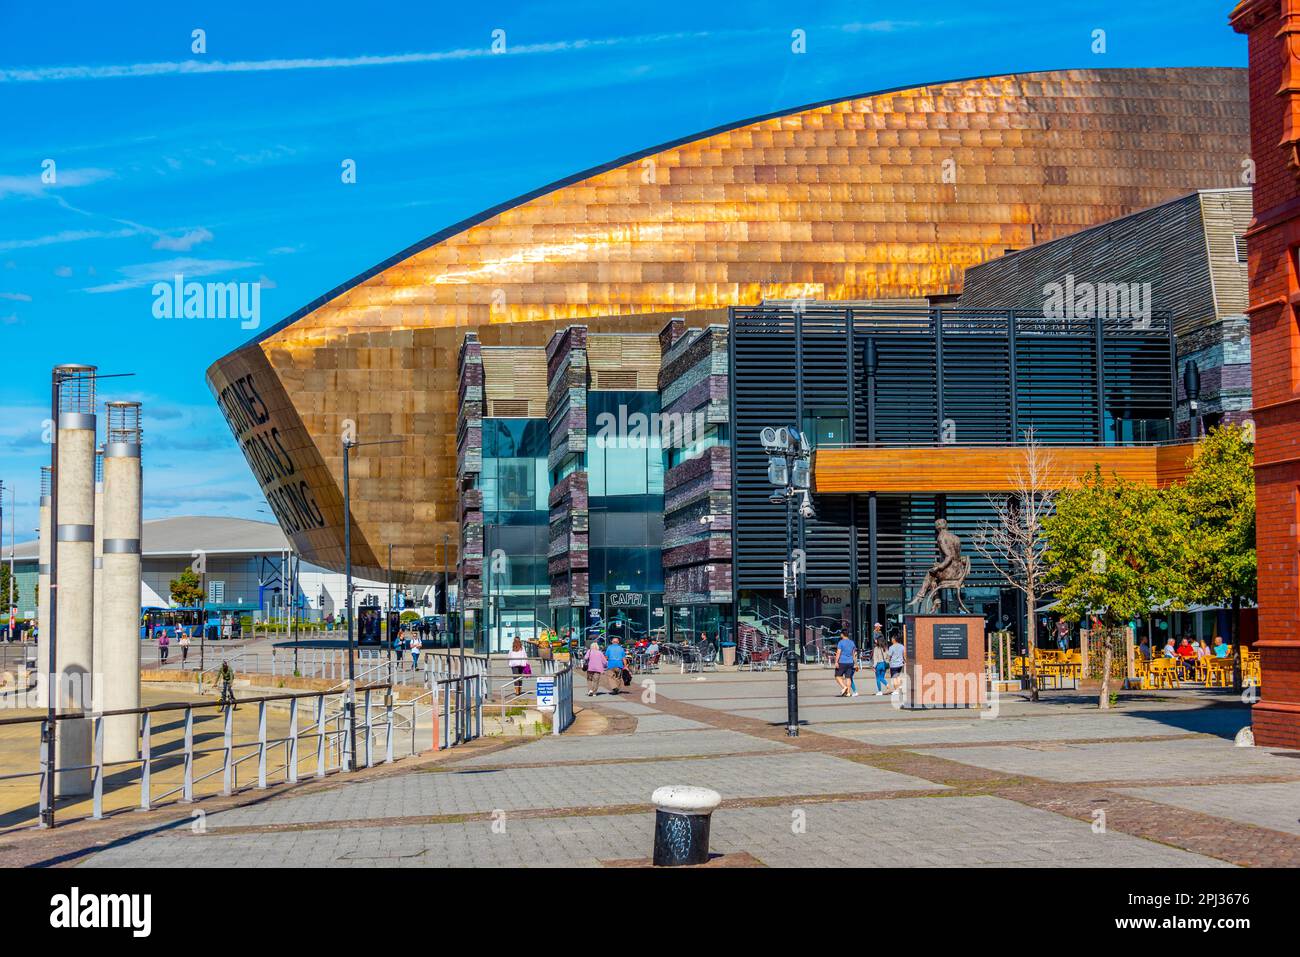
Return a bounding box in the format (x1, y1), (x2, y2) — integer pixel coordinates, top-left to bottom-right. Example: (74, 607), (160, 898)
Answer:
(206, 67), (1249, 579)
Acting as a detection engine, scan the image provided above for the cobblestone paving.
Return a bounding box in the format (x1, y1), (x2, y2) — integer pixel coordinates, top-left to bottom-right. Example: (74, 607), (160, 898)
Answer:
(51, 667), (1300, 869)
(1114, 781), (1300, 836)
(822, 707), (1245, 747)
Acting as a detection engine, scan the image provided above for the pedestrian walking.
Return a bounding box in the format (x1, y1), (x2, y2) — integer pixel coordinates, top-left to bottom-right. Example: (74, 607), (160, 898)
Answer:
(394, 632), (405, 667)
(509, 636), (528, 696)
(872, 636), (889, 694)
(158, 627), (170, 665)
(179, 631), (190, 667)
(409, 633), (422, 671)
(583, 640), (607, 696)
(834, 631), (856, 697)
(886, 633), (906, 693)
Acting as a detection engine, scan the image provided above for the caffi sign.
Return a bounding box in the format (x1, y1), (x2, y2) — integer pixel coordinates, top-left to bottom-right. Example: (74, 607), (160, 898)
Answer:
(608, 592), (645, 608)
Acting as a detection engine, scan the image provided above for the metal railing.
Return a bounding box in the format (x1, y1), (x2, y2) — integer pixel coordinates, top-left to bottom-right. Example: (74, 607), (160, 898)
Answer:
(0, 682), (395, 830)
(553, 661), (575, 734)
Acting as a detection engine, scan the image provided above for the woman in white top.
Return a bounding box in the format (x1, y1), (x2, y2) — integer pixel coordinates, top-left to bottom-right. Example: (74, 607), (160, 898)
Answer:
(508, 637), (528, 695)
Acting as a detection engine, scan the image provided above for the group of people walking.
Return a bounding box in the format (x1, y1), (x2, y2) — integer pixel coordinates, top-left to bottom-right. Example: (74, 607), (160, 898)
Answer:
(154, 625), (191, 667)
(581, 636), (632, 696)
(834, 624), (906, 698)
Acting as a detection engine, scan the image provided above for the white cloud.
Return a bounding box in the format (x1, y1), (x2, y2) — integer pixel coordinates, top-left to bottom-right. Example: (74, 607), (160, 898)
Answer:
(152, 227), (214, 252)
(0, 32), (719, 83)
(0, 167), (114, 198)
(83, 257), (259, 294)
(0, 291), (31, 301)
(0, 227), (139, 251)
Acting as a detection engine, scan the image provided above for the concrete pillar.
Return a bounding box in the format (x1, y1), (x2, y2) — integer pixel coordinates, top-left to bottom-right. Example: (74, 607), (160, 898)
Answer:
(102, 402), (142, 762)
(91, 450), (103, 712)
(36, 467), (51, 708)
(54, 365), (96, 797)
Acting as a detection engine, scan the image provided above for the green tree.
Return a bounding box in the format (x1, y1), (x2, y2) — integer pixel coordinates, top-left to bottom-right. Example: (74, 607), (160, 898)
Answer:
(1043, 466), (1187, 709)
(1178, 425), (1256, 689)
(0, 562), (15, 612)
(169, 567), (204, 607)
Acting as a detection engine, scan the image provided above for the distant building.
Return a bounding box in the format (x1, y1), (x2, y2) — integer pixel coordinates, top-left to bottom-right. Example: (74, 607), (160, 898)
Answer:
(9, 516), (423, 621)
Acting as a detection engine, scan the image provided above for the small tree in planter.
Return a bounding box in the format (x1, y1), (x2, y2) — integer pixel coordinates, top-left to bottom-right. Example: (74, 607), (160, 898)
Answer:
(1043, 466), (1186, 709)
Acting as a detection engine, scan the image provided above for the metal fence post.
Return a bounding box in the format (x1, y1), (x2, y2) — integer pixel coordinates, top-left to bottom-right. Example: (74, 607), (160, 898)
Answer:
(38, 719), (51, 827)
(385, 699), (394, 764)
(139, 710), (152, 811)
(257, 699), (268, 789)
(222, 704), (234, 795)
(182, 707), (194, 802)
(363, 689), (373, 769)
(315, 694), (326, 778)
(287, 697), (299, 784)
(442, 681), (450, 750)
(92, 715), (104, 819)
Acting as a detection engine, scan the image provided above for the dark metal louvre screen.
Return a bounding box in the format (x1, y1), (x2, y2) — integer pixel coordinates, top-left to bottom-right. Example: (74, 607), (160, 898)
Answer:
(730, 304), (1173, 592)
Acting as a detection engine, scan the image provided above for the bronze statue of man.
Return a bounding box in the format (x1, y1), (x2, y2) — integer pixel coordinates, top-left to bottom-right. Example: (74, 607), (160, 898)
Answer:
(909, 518), (971, 613)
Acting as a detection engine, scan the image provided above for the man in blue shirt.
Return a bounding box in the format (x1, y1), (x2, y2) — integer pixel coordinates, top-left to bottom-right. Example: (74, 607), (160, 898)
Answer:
(834, 632), (857, 698)
(606, 637), (626, 670)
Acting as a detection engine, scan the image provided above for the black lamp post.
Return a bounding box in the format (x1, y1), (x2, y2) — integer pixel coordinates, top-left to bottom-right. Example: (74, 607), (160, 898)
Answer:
(762, 425), (813, 737)
(1183, 360), (1202, 440)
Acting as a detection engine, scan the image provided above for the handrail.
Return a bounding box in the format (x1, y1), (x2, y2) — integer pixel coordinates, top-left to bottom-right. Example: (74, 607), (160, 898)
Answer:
(0, 682), (393, 727)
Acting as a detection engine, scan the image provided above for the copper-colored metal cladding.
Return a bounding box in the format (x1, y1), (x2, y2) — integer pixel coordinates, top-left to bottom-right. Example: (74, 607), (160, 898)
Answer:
(206, 68), (1249, 578)
(813, 443), (1201, 495)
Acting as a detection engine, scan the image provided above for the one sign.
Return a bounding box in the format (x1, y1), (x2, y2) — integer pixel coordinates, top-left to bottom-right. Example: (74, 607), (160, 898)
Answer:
(608, 592), (644, 607)
(933, 623), (969, 660)
(535, 676), (556, 711)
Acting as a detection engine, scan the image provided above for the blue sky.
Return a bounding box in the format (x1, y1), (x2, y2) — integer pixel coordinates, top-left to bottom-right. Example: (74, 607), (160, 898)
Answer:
(0, 1), (1245, 544)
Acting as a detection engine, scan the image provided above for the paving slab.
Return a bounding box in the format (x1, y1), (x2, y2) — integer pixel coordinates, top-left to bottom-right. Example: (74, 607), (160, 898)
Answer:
(196, 750), (938, 826)
(455, 727), (791, 766)
(79, 795), (1230, 869)
(913, 737), (1300, 784)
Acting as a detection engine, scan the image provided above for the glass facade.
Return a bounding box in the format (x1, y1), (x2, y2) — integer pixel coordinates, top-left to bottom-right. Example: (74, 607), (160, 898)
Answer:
(587, 391), (666, 642)
(481, 419), (550, 652)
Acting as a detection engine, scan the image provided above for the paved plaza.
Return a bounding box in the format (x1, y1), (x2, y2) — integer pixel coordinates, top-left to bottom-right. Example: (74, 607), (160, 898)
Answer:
(2, 666), (1298, 868)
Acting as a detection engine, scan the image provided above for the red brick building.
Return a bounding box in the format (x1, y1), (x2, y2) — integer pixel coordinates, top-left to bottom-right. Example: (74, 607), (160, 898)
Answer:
(1232, 0), (1300, 748)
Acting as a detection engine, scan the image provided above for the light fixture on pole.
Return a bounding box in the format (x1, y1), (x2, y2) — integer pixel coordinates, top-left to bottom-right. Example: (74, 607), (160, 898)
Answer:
(760, 424), (814, 737)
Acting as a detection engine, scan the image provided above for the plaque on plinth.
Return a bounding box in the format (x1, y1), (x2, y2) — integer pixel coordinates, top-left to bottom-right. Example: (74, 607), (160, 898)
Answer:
(902, 614), (987, 709)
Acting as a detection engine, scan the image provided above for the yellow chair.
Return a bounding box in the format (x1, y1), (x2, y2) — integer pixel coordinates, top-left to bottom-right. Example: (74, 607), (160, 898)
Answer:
(1148, 658), (1178, 689)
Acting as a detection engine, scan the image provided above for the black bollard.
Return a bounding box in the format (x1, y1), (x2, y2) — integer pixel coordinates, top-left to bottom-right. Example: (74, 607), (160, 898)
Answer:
(651, 786), (721, 866)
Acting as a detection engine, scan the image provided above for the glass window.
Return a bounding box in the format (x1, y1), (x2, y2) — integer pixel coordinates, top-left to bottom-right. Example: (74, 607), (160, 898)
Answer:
(802, 407), (848, 449)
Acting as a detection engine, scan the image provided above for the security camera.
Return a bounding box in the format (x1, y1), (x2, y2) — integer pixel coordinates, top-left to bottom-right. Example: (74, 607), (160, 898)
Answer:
(798, 490), (816, 520)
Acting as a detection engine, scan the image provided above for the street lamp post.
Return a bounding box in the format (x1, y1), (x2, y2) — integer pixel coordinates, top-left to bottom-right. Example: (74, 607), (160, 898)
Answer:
(761, 425), (813, 737)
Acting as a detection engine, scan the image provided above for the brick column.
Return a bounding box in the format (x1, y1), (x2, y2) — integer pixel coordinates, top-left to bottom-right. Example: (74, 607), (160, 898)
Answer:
(1232, 0), (1300, 748)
